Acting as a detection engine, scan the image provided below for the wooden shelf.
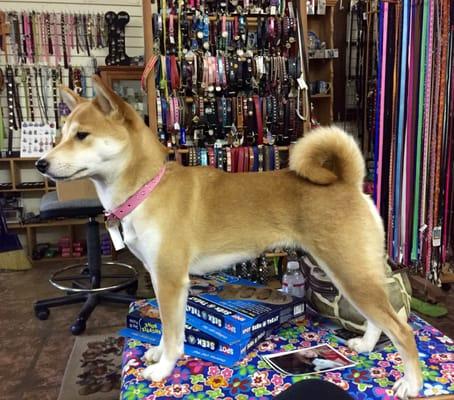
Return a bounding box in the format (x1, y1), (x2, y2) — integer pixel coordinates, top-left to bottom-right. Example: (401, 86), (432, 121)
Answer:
(312, 94), (332, 99)
(265, 251), (288, 257)
(33, 254), (112, 265)
(441, 273), (454, 284)
(3, 187), (46, 192)
(1, 157), (114, 263)
(174, 145), (290, 154)
(8, 218), (102, 230)
(307, 3), (335, 125)
(0, 157), (38, 162)
(307, 0), (338, 15)
(1, 187), (55, 193)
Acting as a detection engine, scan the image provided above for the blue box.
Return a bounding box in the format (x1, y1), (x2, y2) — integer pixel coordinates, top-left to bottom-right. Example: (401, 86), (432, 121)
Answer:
(123, 273), (305, 366)
(123, 298), (272, 366)
(120, 328), (265, 367)
(185, 273), (305, 341)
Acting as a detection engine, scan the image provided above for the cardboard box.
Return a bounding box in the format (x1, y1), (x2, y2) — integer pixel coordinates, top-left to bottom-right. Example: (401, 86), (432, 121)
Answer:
(56, 179), (98, 202)
(125, 298), (271, 366)
(185, 273), (305, 341)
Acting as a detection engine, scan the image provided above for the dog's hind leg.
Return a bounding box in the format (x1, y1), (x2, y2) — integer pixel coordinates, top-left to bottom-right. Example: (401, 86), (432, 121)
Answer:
(142, 253), (190, 382)
(312, 255), (422, 399)
(347, 301), (408, 353)
(347, 321), (382, 353)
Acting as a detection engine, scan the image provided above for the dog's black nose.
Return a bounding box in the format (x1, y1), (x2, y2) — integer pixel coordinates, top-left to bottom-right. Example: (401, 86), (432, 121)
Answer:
(35, 158), (49, 173)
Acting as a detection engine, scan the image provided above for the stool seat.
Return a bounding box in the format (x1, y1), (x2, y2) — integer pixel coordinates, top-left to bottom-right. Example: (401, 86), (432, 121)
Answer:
(40, 191), (104, 219)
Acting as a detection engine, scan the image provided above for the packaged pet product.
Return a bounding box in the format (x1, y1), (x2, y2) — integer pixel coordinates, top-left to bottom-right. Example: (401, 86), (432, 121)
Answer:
(123, 298), (272, 367)
(185, 272), (305, 341)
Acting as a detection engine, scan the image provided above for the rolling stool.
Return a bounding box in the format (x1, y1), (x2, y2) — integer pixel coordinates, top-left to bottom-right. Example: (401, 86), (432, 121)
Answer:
(33, 191), (139, 335)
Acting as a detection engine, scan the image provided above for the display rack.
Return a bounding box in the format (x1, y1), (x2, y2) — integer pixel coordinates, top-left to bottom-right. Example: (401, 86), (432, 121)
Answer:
(0, 157), (54, 193)
(307, 0), (337, 125)
(0, 157), (114, 263)
(141, 0), (309, 171)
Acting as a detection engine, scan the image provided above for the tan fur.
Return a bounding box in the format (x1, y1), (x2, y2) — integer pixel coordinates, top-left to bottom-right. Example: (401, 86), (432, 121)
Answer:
(289, 126), (366, 189)
(39, 78), (423, 398)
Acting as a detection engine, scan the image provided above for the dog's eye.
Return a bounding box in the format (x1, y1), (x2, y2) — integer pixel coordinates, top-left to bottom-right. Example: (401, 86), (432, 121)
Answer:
(76, 131), (90, 140)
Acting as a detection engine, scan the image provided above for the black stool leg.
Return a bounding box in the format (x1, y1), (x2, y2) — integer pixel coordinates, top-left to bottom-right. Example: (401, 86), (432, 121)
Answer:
(87, 218), (101, 289)
(99, 291), (139, 305)
(34, 293), (88, 320)
(71, 293), (99, 335)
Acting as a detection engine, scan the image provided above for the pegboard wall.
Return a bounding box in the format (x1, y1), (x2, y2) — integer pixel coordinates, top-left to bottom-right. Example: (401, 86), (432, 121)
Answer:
(0, 0), (145, 154)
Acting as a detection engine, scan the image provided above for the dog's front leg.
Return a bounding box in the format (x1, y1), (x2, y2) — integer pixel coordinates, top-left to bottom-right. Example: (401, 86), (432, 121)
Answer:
(142, 260), (189, 382)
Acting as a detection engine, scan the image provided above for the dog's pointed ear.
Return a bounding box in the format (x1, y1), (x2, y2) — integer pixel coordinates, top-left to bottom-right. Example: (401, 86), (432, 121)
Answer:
(59, 86), (81, 111)
(91, 74), (124, 116)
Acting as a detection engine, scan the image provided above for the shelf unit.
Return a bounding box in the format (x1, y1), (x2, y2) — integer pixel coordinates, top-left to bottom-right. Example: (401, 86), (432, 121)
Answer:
(0, 158), (55, 193)
(7, 215), (107, 260)
(307, 0), (337, 125)
(0, 157), (111, 263)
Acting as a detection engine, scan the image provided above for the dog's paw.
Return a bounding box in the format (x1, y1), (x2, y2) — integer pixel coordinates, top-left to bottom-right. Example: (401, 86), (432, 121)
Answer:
(144, 344), (163, 364)
(392, 377), (422, 399)
(141, 359), (175, 382)
(347, 337), (375, 353)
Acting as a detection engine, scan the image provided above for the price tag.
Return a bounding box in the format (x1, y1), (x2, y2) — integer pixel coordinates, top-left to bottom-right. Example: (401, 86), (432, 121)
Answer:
(106, 219), (125, 251)
(432, 226), (442, 247)
(297, 73), (308, 90)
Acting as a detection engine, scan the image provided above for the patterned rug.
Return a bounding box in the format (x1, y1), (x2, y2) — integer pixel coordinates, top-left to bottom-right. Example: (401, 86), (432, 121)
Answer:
(120, 313), (454, 399)
(58, 334), (124, 400)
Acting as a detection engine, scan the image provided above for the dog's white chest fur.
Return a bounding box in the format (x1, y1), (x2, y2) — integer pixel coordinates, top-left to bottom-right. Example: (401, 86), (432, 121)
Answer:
(121, 217), (161, 278)
(121, 214), (254, 276)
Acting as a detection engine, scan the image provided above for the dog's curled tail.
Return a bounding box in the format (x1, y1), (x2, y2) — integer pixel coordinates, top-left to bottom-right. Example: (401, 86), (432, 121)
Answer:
(289, 126), (365, 188)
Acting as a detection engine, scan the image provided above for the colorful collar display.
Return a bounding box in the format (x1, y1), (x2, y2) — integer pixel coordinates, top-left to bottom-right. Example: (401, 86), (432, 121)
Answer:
(105, 166), (166, 221)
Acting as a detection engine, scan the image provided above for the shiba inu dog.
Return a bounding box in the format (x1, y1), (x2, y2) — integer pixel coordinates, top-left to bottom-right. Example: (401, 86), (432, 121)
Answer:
(36, 76), (422, 398)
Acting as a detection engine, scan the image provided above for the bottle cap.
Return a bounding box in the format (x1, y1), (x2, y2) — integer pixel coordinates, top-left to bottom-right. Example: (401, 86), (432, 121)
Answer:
(287, 261), (300, 271)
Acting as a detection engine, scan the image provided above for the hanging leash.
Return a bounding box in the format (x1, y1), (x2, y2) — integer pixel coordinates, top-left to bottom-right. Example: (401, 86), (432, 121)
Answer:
(392, 0), (410, 262)
(425, 0), (442, 278)
(373, 0), (386, 210)
(411, 0), (429, 262)
(141, 54), (159, 92)
(419, 0), (435, 275)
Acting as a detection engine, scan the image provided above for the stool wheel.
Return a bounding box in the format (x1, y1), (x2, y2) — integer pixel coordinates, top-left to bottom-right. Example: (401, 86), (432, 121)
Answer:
(126, 281), (139, 295)
(71, 318), (86, 335)
(35, 306), (50, 320)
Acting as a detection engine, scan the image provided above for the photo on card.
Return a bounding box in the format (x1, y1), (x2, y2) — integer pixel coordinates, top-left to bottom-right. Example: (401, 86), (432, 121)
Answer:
(262, 344), (355, 376)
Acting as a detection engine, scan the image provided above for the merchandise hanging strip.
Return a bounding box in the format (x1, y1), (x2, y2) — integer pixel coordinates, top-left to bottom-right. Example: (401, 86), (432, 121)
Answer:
(0, 8), (136, 157)
(0, 62), (93, 157)
(147, 0), (309, 170)
(4, 11), (108, 66)
(372, 0), (453, 284)
(344, 0), (378, 163)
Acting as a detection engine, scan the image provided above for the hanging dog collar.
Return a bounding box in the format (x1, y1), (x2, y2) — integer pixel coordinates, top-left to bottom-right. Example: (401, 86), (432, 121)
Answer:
(105, 165), (166, 222)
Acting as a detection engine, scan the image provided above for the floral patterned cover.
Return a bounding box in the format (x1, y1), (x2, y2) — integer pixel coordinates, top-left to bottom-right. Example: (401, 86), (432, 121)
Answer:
(121, 313), (454, 399)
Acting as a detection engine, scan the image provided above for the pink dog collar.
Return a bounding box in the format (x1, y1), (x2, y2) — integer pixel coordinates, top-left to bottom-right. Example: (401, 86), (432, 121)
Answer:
(105, 165), (166, 221)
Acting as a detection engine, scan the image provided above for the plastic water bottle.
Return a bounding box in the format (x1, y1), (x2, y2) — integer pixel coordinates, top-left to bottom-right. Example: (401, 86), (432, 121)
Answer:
(282, 260), (305, 298)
